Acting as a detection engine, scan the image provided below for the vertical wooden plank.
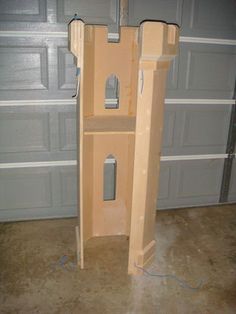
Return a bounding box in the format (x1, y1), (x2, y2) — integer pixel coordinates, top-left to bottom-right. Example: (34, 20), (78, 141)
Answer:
(78, 21), (85, 269)
(69, 20), (85, 269)
(128, 22), (179, 274)
(83, 134), (94, 241)
(75, 225), (80, 266)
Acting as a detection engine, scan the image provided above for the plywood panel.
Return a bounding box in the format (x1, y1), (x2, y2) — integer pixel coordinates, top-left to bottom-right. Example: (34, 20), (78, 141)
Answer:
(69, 20), (179, 274)
(128, 67), (169, 274)
(91, 134), (134, 236)
(128, 22), (179, 274)
(91, 26), (138, 116)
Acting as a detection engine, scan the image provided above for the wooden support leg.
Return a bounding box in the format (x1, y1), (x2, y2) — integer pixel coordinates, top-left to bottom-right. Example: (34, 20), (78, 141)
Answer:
(75, 225), (84, 269)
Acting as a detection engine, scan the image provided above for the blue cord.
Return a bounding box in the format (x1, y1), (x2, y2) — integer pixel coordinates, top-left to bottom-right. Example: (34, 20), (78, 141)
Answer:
(134, 263), (204, 291)
(51, 255), (203, 291)
(51, 255), (77, 271)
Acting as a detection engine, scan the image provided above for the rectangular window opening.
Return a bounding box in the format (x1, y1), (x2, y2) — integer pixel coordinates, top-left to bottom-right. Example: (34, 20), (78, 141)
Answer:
(103, 157), (117, 201)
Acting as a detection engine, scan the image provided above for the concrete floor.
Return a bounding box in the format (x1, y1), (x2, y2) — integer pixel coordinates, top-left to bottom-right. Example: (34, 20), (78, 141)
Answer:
(0, 204), (235, 314)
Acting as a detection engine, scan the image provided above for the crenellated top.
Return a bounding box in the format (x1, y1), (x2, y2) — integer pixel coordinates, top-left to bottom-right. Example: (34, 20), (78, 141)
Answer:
(139, 21), (179, 63)
(69, 19), (179, 117)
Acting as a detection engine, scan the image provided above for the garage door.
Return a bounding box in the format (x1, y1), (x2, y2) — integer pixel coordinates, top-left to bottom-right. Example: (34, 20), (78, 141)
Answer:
(0, 0), (235, 221)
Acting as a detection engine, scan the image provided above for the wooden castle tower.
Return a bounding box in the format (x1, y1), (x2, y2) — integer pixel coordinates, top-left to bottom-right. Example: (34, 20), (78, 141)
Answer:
(69, 19), (179, 274)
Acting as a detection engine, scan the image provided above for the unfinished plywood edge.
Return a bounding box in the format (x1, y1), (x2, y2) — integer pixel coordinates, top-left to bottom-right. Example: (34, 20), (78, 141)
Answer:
(137, 240), (156, 267)
(133, 241), (156, 274)
(70, 19), (85, 270)
(75, 225), (84, 268)
(128, 21), (179, 275)
(69, 20), (84, 67)
(79, 22), (85, 271)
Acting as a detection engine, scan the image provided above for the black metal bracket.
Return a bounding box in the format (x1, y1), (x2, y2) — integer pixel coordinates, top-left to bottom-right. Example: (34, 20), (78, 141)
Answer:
(219, 82), (236, 203)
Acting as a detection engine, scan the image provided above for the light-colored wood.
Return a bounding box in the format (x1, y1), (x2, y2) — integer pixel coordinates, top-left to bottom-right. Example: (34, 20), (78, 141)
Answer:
(78, 133), (135, 238)
(83, 135), (94, 242)
(75, 225), (82, 268)
(128, 22), (179, 274)
(82, 133), (134, 238)
(92, 134), (134, 236)
(69, 21), (139, 270)
(92, 26), (138, 116)
(69, 19), (179, 274)
(84, 116), (136, 134)
(126, 133), (135, 235)
(69, 20), (83, 68)
(69, 20), (85, 269)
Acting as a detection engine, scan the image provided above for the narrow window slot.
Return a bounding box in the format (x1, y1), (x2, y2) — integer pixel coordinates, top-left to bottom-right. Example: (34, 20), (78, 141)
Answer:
(105, 75), (119, 109)
(103, 155), (117, 201)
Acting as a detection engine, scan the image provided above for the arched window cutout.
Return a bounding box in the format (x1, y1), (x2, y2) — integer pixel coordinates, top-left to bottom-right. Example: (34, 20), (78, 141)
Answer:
(103, 154), (117, 201)
(105, 75), (119, 109)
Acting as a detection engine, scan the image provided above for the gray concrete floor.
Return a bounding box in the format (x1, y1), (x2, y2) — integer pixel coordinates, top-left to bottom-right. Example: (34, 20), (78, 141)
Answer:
(0, 204), (235, 314)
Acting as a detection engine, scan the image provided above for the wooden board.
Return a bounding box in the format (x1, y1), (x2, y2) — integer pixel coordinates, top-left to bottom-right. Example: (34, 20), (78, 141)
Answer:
(84, 116), (136, 134)
(128, 22), (179, 274)
(91, 133), (134, 237)
(69, 20), (85, 269)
